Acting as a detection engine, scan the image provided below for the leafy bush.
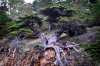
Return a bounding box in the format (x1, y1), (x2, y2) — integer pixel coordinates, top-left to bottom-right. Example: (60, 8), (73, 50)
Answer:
(5, 15), (43, 36)
(89, 0), (100, 20)
(82, 40), (100, 66)
(0, 12), (11, 37)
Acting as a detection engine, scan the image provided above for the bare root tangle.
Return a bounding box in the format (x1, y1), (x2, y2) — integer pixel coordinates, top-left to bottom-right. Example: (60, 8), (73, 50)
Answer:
(0, 32), (94, 66)
(0, 48), (17, 66)
(19, 51), (34, 66)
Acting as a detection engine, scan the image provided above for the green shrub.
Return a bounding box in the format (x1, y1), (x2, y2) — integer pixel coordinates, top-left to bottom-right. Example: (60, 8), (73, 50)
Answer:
(82, 40), (100, 66)
(10, 28), (32, 36)
(57, 16), (69, 22)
